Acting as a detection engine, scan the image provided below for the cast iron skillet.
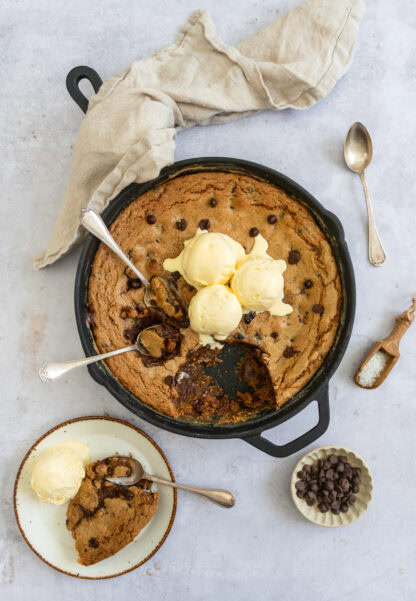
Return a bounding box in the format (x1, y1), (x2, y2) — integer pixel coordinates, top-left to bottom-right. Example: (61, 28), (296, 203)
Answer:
(69, 66), (356, 458)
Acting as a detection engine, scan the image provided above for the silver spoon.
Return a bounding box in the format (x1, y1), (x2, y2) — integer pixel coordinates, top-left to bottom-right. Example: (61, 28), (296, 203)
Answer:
(81, 207), (150, 286)
(38, 326), (159, 382)
(105, 456), (236, 508)
(80, 208), (188, 316)
(344, 122), (386, 266)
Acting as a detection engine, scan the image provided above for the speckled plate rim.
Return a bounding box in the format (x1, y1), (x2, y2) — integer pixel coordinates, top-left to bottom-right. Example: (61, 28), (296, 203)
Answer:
(290, 445), (373, 528)
(13, 416), (177, 579)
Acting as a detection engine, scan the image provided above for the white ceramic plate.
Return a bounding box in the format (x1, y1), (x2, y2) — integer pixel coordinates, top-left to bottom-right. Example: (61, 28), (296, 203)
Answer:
(290, 446), (373, 528)
(14, 416), (177, 579)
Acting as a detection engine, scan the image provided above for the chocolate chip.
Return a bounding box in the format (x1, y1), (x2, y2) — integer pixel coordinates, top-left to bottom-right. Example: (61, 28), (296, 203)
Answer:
(267, 214), (278, 224)
(88, 538), (99, 548)
(164, 375), (174, 387)
(288, 250), (300, 264)
(329, 454), (338, 464)
(249, 227), (259, 237)
(329, 490), (338, 502)
(312, 304), (324, 315)
(146, 214), (156, 225)
(176, 219), (187, 231)
(340, 503), (349, 513)
(209, 198), (217, 207)
(283, 346), (296, 358)
(271, 332), (279, 340)
(341, 479), (350, 491)
(123, 489), (134, 501)
(295, 481), (306, 491)
(304, 279), (313, 289)
(171, 271), (181, 281)
(318, 502), (329, 513)
(244, 311), (256, 325)
(199, 218), (211, 230)
(352, 485), (359, 493)
(296, 490), (305, 499)
(128, 278), (142, 290)
(338, 455), (347, 463)
(86, 307), (95, 328)
(235, 332), (245, 340)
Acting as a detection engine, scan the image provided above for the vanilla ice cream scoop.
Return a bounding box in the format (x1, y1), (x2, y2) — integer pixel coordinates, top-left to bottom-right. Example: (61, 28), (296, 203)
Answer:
(231, 234), (292, 316)
(31, 441), (90, 505)
(163, 228), (245, 289)
(188, 284), (243, 348)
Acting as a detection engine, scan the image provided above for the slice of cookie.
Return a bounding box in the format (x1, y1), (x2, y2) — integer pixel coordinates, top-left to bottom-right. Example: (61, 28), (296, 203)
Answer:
(66, 457), (158, 566)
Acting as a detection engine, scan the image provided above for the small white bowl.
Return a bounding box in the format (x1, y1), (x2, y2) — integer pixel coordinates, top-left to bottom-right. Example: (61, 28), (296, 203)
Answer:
(290, 446), (373, 528)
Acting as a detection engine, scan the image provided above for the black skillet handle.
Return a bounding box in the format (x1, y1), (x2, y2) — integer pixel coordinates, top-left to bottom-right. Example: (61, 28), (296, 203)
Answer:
(66, 66), (103, 114)
(242, 383), (330, 458)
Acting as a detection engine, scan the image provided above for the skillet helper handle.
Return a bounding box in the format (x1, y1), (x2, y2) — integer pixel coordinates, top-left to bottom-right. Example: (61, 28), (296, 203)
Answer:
(242, 383), (330, 458)
(66, 66), (103, 114)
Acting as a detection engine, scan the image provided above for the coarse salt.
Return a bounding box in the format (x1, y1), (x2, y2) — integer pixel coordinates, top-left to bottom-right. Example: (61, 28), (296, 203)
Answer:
(358, 350), (389, 388)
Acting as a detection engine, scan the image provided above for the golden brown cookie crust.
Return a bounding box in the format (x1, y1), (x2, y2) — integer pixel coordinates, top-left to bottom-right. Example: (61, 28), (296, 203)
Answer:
(88, 172), (341, 421)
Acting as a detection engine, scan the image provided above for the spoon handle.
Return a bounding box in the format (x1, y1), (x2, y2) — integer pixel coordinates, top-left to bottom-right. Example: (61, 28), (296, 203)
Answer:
(39, 345), (137, 382)
(359, 173), (386, 266)
(147, 474), (235, 508)
(80, 208), (150, 286)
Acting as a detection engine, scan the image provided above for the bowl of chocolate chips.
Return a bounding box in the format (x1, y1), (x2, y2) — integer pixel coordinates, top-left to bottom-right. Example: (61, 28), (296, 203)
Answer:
(291, 446), (373, 527)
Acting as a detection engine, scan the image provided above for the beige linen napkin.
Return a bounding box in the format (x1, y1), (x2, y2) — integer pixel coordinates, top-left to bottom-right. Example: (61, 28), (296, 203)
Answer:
(35, 0), (364, 269)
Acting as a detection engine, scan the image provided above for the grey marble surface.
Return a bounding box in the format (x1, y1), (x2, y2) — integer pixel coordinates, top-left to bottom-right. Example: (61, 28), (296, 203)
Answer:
(1, 1), (416, 599)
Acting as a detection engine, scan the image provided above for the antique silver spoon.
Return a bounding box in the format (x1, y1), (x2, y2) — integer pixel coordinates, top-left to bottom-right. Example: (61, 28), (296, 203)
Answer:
(80, 208), (153, 304)
(38, 326), (158, 382)
(105, 456), (236, 508)
(344, 122), (386, 266)
(80, 208), (187, 319)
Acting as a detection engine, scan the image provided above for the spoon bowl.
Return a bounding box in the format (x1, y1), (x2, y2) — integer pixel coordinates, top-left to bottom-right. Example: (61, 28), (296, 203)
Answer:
(344, 122), (373, 174)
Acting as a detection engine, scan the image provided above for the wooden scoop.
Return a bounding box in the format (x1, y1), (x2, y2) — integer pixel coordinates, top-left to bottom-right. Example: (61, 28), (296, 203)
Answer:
(355, 297), (416, 389)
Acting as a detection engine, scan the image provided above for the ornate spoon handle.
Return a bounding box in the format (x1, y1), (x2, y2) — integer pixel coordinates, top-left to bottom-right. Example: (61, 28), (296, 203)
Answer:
(147, 473), (235, 508)
(39, 345), (137, 382)
(360, 173), (386, 266)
